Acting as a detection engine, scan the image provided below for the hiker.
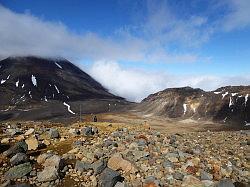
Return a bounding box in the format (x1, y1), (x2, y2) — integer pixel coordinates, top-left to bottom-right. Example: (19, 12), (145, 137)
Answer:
(93, 115), (97, 122)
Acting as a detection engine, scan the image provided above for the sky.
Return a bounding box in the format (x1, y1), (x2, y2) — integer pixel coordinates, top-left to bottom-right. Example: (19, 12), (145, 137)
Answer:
(0, 0), (250, 102)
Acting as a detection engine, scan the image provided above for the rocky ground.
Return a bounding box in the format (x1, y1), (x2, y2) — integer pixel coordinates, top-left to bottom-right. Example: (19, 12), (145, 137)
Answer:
(0, 121), (249, 187)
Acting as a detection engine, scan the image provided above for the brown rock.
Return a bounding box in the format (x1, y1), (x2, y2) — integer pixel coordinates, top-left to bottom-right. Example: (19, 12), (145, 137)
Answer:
(24, 128), (35, 136)
(37, 153), (53, 164)
(143, 182), (158, 187)
(25, 136), (39, 150)
(181, 175), (203, 187)
(1, 138), (10, 144)
(108, 153), (137, 173)
(15, 135), (25, 141)
(186, 166), (198, 174)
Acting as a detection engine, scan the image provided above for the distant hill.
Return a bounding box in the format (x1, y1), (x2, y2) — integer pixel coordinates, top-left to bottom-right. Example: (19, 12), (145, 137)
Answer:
(138, 86), (250, 127)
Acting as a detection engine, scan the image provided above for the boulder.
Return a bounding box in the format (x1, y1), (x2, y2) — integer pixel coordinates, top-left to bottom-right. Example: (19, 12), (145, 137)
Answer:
(108, 153), (137, 173)
(43, 155), (64, 170)
(200, 170), (213, 181)
(99, 168), (123, 187)
(114, 182), (130, 187)
(4, 162), (32, 179)
(48, 128), (60, 139)
(8, 129), (22, 136)
(173, 172), (184, 180)
(81, 126), (94, 136)
(216, 179), (235, 187)
(1, 138), (10, 144)
(10, 153), (29, 166)
(68, 128), (80, 135)
(91, 159), (107, 175)
(15, 135), (25, 141)
(25, 136), (39, 150)
(162, 160), (174, 168)
(181, 175), (203, 187)
(37, 166), (59, 182)
(24, 128), (35, 136)
(37, 153), (53, 164)
(3, 141), (28, 157)
(75, 160), (91, 172)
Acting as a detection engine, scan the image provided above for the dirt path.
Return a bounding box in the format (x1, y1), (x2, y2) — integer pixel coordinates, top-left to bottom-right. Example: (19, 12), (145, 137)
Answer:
(80, 111), (226, 133)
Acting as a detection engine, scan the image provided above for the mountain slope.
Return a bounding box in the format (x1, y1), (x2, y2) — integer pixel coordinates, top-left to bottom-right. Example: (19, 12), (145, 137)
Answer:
(138, 86), (250, 127)
(0, 56), (126, 121)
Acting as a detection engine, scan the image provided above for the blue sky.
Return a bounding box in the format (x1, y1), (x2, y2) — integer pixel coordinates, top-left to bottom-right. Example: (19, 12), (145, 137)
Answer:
(0, 0), (250, 101)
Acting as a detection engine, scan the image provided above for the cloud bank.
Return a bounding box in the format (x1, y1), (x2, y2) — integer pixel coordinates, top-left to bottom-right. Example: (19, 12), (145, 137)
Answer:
(88, 61), (250, 102)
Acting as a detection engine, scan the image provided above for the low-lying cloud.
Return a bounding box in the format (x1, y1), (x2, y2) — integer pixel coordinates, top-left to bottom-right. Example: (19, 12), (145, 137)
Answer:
(88, 61), (250, 102)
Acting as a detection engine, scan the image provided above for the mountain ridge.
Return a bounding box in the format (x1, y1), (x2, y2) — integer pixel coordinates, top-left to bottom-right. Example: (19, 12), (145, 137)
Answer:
(0, 56), (127, 121)
(138, 86), (250, 127)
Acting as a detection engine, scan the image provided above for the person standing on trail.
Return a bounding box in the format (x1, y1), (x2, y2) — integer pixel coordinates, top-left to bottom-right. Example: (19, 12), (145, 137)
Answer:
(93, 115), (97, 122)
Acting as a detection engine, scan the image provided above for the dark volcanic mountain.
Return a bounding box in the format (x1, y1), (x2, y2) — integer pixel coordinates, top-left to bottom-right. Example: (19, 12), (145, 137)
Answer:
(0, 56), (126, 121)
(138, 86), (250, 127)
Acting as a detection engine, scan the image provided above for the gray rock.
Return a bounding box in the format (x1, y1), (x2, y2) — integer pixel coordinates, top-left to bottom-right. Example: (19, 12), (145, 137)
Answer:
(200, 170), (212, 181)
(30, 170), (37, 176)
(162, 160), (174, 168)
(62, 166), (68, 173)
(137, 139), (147, 147)
(92, 127), (99, 134)
(216, 179), (235, 187)
(10, 153), (28, 166)
(173, 172), (184, 180)
(99, 168), (123, 187)
(3, 141), (28, 157)
(72, 140), (83, 147)
(144, 176), (160, 186)
(133, 151), (149, 161)
(103, 140), (117, 147)
(165, 152), (179, 158)
(81, 126), (94, 136)
(37, 166), (59, 182)
(68, 128), (80, 135)
(75, 160), (91, 172)
(43, 155), (64, 170)
(48, 128), (60, 139)
(4, 162), (32, 179)
(92, 159), (107, 175)
(233, 182), (249, 187)
(8, 128), (22, 136)
(114, 182), (130, 187)
(111, 131), (122, 138)
(169, 135), (176, 144)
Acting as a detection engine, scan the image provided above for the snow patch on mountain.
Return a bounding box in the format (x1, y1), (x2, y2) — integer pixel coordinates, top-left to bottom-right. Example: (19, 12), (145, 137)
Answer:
(245, 94), (249, 107)
(31, 75), (37, 86)
(16, 79), (19, 87)
(1, 79), (6, 84)
(222, 92), (229, 99)
(63, 102), (75, 114)
(54, 85), (60, 93)
(229, 97), (234, 107)
(55, 62), (62, 69)
(183, 104), (187, 115)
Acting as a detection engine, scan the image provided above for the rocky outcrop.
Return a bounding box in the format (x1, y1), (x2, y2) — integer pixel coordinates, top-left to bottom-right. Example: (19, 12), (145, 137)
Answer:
(139, 86), (250, 127)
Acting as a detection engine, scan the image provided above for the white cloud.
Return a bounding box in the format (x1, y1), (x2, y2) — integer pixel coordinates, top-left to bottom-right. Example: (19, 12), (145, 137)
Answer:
(88, 61), (250, 102)
(223, 0), (250, 31)
(0, 5), (198, 63)
(142, 1), (212, 47)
